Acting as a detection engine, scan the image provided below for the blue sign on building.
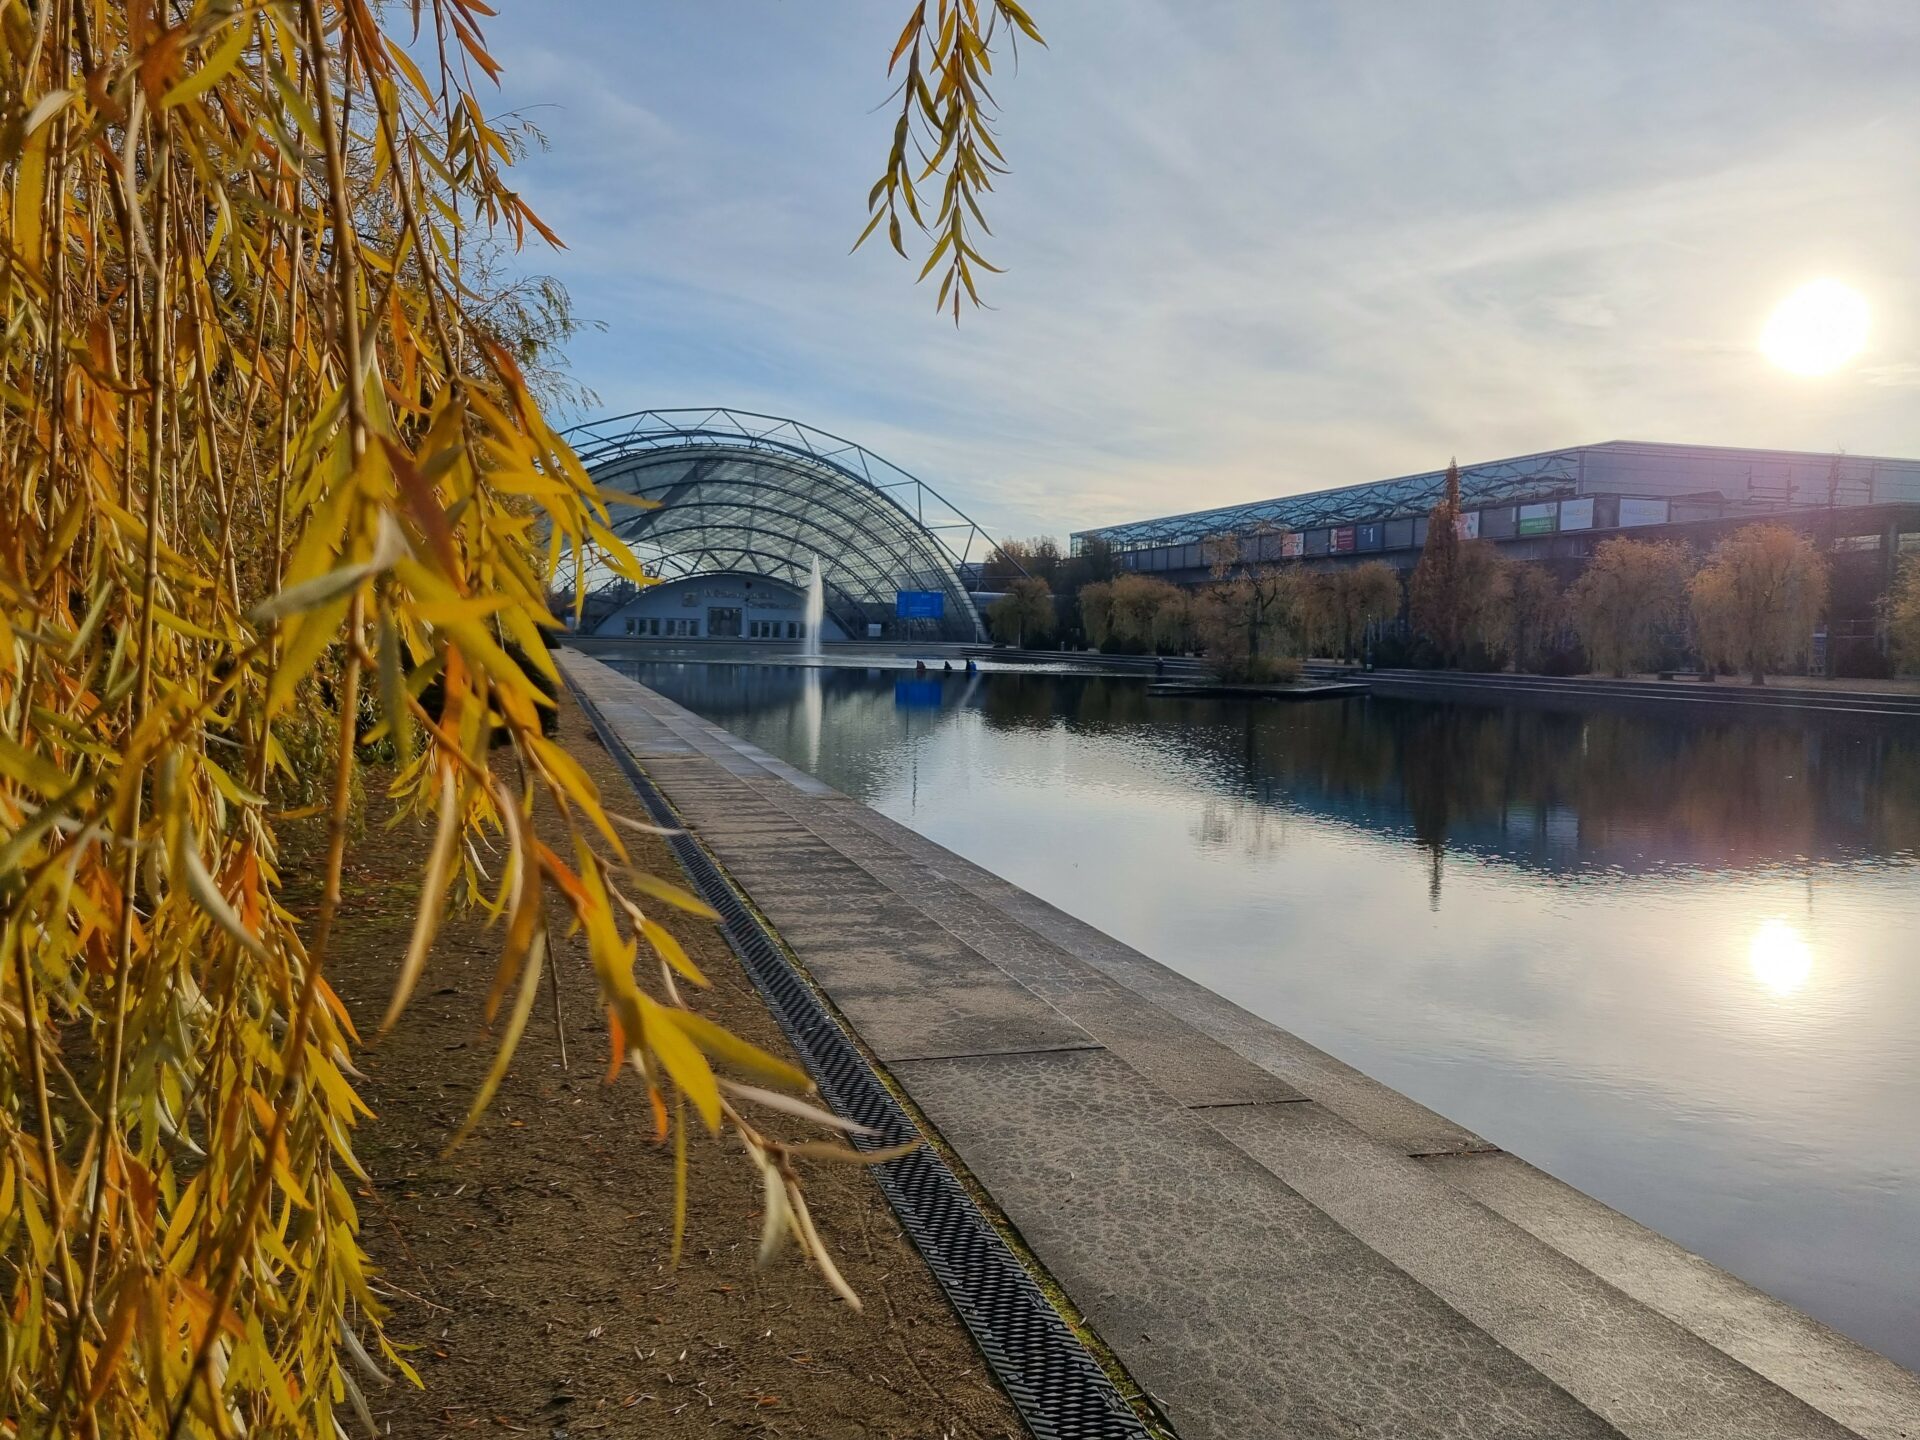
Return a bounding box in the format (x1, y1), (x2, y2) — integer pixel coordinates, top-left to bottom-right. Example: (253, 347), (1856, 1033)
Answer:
(895, 590), (945, 619)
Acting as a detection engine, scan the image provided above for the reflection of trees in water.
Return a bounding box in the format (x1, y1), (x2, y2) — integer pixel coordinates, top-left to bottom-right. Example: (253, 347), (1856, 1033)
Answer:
(1189, 794), (1293, 857)
(634, 664), (1920, 878)
(1252, 701), (1918, 875)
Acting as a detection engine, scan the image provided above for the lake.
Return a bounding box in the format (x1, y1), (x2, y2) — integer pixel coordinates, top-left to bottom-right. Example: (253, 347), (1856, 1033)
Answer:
(615, 657), (1920, 1371)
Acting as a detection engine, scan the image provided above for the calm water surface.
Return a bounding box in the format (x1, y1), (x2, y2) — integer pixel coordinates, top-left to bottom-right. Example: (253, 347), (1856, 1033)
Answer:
(622, 659), (1920, 1370)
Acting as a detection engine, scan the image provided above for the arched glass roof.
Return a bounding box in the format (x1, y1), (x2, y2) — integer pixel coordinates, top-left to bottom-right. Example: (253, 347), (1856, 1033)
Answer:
(564, 409), (1001, 642)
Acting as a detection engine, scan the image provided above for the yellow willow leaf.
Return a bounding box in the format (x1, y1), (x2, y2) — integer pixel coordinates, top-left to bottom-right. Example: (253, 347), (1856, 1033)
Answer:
(0, 734), (73, 798)
(528, 735), (618, 848)
(622, 868), (720, 922)
(670, 1092), (688, 1266)
(252, 512), (409, 624)
(786, 1183), (861, 1311)
(85, 1277), (145, 1406)
(162, 14), (252, 107)
(382, 767), (459, 1034)
(500, 602), (559, 682)
(154, 607), (226, 642)
(11, 123), (48, 276)
(376, 604), (413, 768)
(664, 1008), (810, 1094)
(407, 595), (510, 626)
(179, 830), (267, 960)
(755, 1151), (790, 1267)
(20, 87), (75, 138)
(638, 915), (708, 988)
(592, 486), (661, 510)
(718, 1080), (871, 1136)
(250, 559), (379, 626)
(264, 588), (354, 715)
(442, 931), (544, 1154)
(777, 1137), (923, 1167)
(639, 994), (721, 1132)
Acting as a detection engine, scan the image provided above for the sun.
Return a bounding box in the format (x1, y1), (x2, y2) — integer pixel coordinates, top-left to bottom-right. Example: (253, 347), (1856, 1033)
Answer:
(1748, 918), (1813, 998)
(1760, 279), (1870, 376)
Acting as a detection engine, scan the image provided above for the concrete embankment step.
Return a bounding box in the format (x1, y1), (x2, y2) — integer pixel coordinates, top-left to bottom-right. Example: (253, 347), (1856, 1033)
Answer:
(1302, 665), (1920, 722)
(559, 650), (1920, 1440)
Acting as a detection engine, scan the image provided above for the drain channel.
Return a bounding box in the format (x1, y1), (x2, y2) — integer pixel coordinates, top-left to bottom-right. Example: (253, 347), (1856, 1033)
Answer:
(567, 676), (1151, 1440)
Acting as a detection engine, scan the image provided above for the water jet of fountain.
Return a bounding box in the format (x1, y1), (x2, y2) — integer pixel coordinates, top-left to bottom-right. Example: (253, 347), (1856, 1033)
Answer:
(802, 557), (825, 662)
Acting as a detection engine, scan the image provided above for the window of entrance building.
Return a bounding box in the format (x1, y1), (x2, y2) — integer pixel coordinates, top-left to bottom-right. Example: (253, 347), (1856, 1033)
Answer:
(707, 606), (742, 638)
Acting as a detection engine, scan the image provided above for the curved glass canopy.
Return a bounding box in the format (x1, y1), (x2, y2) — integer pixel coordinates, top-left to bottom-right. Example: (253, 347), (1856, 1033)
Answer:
(564, 409), (1001, 642)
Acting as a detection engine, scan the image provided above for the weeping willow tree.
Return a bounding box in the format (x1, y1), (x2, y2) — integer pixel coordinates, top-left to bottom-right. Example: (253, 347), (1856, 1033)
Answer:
(0, 2), (1040, 1435)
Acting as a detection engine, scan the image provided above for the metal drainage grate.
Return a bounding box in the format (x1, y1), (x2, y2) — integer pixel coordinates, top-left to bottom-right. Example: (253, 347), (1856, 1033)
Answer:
(568, 677), (1151, 1440)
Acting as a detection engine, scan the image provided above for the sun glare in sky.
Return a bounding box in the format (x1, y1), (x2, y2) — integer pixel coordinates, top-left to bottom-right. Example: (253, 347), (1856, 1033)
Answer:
(1759, 279), (1870, 377)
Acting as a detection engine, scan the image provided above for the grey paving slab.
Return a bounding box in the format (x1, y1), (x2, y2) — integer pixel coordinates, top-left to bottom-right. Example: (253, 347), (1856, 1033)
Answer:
(1425, 1152), (1920, 1440)
(1208, 1101), (1857, 1440)
(895, 1047), (1620, 1440)
(786, 938), (1095, 1062)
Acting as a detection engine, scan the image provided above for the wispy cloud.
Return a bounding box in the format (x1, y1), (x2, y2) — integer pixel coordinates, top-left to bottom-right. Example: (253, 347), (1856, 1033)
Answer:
(476, 1), (1920, 540)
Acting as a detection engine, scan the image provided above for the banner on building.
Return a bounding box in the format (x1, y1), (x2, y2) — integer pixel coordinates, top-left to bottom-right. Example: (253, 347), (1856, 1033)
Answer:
(1617, 497), (1669, 528)
(1455, 510), (1481, 540)
(895, 590), (946, 619)
(1282, 531), (1304, 558)
(1559, 497), (1595, 531)
(1518, 502), (1556, 536)
(1332, 526), (1356, 553)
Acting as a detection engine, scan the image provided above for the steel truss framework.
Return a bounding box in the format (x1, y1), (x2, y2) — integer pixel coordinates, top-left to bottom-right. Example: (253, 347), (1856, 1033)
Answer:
(562, 409), (1010, 641)
(1073, 449), (1583, 553)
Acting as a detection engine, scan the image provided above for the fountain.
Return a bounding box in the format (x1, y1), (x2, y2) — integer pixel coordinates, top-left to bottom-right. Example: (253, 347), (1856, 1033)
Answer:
(801, 557), (824, 661)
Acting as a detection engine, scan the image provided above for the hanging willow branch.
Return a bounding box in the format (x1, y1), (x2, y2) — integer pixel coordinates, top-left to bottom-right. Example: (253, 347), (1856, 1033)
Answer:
(0, 3), (922, 1435)
(858, 0), (1046, 320)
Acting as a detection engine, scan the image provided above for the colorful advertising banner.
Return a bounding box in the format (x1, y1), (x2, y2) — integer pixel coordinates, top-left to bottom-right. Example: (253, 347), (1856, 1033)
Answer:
(1282, 531), (1304, 558)
(1617, 497), (1670, 528)
(1518, 502), (1556, 536)
(1455, 510), (1481, 540)
(1332, 526), (1356, 553)
(1559, 497), (1595, 531)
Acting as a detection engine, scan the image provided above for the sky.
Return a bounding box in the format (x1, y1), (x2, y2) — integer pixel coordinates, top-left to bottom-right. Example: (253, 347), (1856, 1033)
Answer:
(472, 2), (1920, 541)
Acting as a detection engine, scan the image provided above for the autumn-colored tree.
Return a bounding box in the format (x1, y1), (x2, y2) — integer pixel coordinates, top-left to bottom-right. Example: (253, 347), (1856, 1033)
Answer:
(1888, 556), (1920, 673)
(1078, 580), (1116, 648)
(1285, 570), (1339, 659)
(1151, 589), (1196, 653)
(1506, 563), (1566, 673)
(0, 2), (1045, 1434)
(1569, 538), (1691, 676)
(1196, 532), (1300, 680)
(980, 536), (1062, 590)
(986, 576), (1057, 646)
(1409, 461), (1466, 663)
(1334, 563), (1403, 662)
(1688, 524), (1829, 685)
(1105, 574), (1184, 652)
(1456, 542), (1515, 667)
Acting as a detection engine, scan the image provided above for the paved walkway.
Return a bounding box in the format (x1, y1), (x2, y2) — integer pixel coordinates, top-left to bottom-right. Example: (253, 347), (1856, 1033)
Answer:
(561, 652), (1920, 1440)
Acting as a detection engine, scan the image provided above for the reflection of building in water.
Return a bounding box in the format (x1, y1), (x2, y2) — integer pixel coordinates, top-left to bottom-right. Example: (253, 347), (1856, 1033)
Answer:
(624, 664), (1920, 882)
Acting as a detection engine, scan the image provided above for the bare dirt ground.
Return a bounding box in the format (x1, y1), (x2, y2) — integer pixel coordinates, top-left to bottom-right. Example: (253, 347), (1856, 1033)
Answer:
(287, 694), (1022, 1438)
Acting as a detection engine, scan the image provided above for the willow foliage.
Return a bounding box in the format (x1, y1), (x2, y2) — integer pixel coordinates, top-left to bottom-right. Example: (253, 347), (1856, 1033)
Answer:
(0, 2), (1039, 1435)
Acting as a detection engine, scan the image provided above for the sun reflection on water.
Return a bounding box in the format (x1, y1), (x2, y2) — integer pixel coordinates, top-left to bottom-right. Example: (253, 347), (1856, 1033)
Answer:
(1748, 918), (1814, 997)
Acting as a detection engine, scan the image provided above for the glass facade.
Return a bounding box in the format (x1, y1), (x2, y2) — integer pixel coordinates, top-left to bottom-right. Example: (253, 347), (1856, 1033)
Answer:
(564, 410), (999, 642)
